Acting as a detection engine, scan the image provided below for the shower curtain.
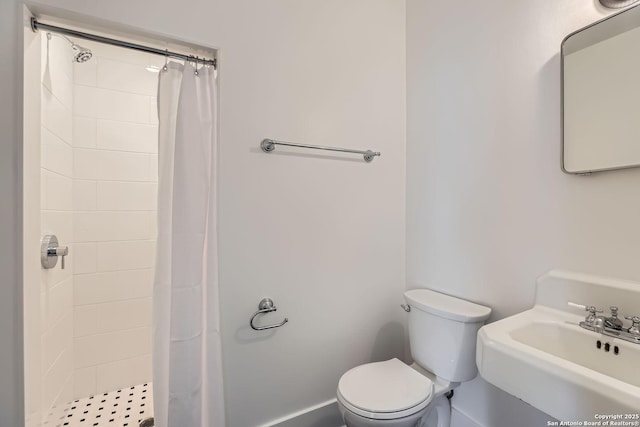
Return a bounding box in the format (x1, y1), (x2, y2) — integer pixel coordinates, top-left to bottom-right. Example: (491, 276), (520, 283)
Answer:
(154, 61), (225, 427)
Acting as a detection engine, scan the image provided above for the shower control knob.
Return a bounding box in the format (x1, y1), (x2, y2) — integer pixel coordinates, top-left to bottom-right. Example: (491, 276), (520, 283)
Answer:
(48, 246), (69, 269)
(41, 235), (69, 270)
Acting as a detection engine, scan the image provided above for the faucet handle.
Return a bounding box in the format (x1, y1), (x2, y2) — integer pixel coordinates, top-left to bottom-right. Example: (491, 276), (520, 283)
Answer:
(610, 306), (619, 316)
(585, 306), (604, 323)
(624, 315), (640, 335)
(568, 302), (603, 323)
(568, 302), (603, 313)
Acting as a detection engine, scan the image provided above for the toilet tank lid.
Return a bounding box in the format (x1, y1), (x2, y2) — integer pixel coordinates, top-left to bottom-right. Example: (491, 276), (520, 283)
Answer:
(404, 289), (491, 323)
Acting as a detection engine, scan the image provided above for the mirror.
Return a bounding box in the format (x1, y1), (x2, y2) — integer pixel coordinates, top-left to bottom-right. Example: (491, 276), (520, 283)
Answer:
(562, 4), (640, 173)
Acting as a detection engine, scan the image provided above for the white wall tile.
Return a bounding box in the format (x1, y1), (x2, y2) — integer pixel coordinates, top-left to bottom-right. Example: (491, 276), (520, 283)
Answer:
(73, 211), (116, 242)
(40, 171), (47, 210)
(68, 45), (159, 395)
(43, 36), (73, 84)
(97, 58), (159, 96)
(41, 260), (73, 293)
(74, 85), (150, 123)
(74, 270), (153, 305)
(42, 128), (72, 176)
(42, 170), (73, 212)
(44, 278), (73, 327)
(96, 355), (152, 394)
(41, 210), (73, 241)
(114, 212), (155, 240)
(74, 298), (151, 337)
(96, 119), (157, 153)
(73, 148), (151, 181)
(42, 36), (73, 109)
(73, 180), (97, 211)
(73, 116), (97, 149)
(94, 243), (117, 273)
(73, 243), (97, 274)
(148, 154), (158, 181)
(73, 367), (97, 400)
(74, 327), (151, 368)
(42, 315), (73, 374)
(148, 96), (158, 125)
(42, 86), (73, 144)
(53, 374), (74, 409)
(73, 305), (98, 338)
(81, 39), (163, 68)
(42, 348), (73, 412)
(73, 211), (155, 242)
(97, 182), (157, 211)
(73, 60), (97, 87)
(40, 35), (75, 411)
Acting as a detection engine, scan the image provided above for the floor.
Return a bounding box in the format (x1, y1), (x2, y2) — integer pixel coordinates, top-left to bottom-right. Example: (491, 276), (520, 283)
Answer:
(45, 383), (154, 427)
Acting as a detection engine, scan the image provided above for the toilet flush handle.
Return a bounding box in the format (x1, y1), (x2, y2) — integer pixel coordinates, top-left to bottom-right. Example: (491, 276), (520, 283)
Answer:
(401, 304), (411, 312)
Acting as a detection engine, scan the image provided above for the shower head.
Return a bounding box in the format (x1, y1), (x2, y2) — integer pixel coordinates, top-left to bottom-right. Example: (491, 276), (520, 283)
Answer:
(71, 43), (93, 63)
(47, 32), (93, 63)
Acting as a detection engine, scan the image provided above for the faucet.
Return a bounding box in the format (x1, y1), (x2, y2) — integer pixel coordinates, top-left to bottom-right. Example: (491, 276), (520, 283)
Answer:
(568, 302), (604, 330)
(584, 305), (604, 325)
(592, 317), (605, 334)
(604, 306), (624, 330)
(625, 315), (640, 336)
(569, 302), (640, 344)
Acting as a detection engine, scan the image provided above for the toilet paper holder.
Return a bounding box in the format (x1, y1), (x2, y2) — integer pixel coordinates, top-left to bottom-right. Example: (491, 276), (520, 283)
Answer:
(250, 298), (289, 331)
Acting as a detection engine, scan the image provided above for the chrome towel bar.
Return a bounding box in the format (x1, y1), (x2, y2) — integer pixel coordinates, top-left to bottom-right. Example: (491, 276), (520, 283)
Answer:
(250, 298), (288, 331)
(260, 139), (381, 162)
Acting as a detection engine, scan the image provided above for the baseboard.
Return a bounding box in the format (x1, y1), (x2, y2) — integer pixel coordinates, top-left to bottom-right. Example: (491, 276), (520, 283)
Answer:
(257, 398), (343, 427)
(256, 399), (480, 427)
(451, 405), (483, 427)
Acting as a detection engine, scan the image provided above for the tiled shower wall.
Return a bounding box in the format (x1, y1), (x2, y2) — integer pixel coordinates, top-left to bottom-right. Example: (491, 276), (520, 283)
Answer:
(40, 35), (158, 402)
(40, 32), (76, 414)
(69, 40), (160, 399)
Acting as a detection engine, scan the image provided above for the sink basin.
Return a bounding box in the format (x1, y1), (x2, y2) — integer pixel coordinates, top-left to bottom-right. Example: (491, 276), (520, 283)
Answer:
(511, 318), (640, 388)
(477, 270), (640, 421)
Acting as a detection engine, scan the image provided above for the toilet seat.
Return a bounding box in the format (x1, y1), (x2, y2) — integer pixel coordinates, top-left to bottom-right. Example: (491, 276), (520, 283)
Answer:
(337, 358), (434, 420)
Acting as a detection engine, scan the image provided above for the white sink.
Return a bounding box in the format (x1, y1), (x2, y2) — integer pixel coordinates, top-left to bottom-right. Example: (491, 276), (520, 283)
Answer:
(477, 270), (640, 421)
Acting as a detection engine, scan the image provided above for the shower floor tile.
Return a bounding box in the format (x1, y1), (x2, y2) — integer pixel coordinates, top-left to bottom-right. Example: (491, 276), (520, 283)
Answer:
(46, 383), (154, 427)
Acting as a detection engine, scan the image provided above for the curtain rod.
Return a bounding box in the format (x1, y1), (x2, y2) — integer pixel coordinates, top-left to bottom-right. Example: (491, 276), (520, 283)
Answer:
(30, 17), (216, 68)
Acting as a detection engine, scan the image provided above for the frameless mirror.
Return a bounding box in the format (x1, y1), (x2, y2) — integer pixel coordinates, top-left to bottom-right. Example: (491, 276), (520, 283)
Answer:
(562, 4), (640, 173)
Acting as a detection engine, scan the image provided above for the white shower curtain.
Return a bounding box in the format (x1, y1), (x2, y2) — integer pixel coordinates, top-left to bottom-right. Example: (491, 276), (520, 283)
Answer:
(154, 61), (225, 427)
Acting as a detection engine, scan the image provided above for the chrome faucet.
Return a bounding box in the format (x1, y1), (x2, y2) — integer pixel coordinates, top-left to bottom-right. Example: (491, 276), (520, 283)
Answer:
(569, 302), (640, 344)
(592, 317), (605, 334)
(604, 306), (624, 330)
(625, 315), (640, 336)
(582, 305), (604, 325)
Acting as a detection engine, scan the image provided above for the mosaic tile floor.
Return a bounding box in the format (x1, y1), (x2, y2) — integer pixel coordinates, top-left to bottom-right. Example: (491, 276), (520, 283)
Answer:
(46, 383), (154, 427)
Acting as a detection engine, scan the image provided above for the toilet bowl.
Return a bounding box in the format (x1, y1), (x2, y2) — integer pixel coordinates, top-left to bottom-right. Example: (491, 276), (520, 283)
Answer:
(337, 359), (453, 427)
(336, 289), (491, 427)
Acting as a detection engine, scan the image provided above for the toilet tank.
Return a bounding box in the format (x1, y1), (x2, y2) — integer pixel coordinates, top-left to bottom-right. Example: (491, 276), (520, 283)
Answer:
(404, 289), (491, 383)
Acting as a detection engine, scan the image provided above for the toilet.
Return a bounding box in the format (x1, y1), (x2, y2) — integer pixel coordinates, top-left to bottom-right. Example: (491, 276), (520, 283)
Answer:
(336, 289), (491, 427)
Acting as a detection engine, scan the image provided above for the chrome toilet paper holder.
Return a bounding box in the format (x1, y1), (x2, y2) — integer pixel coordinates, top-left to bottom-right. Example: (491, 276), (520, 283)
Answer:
(250, 298), (288, 331)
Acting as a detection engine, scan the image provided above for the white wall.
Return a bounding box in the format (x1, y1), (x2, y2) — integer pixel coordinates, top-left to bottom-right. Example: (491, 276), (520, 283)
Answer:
(1, 0), (25, 425)
(70, 39), (160, 398)
(406, 1), (640, 426)
(26, 1), (407, 426)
